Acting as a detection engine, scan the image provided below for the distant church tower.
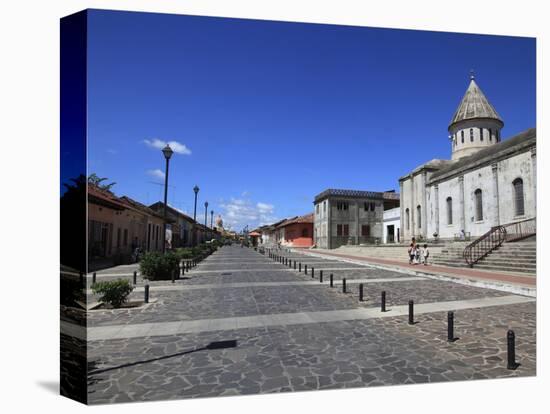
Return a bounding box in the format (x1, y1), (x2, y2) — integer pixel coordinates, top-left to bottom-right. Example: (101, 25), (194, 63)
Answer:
(448, 72), (504, 160)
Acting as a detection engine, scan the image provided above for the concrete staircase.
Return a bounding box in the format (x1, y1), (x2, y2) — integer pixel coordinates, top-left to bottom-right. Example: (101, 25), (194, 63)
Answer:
(474, 241), (536, 274)
(432, 240), (536, 274)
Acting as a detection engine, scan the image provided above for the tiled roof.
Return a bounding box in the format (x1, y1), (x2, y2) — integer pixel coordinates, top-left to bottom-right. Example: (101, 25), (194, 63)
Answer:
(314, 189), (400, 203)
(149, 201), (196, 224)
(87, 185), (127, 210)
(430, 128), (536, 182)
(279, 213), (314, 226)
(449, 77), (503, 129)
(119, 196), (166, 220)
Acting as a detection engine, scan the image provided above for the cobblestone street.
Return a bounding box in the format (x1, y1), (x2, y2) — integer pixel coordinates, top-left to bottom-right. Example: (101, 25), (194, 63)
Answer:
(65, 245), (535, 404)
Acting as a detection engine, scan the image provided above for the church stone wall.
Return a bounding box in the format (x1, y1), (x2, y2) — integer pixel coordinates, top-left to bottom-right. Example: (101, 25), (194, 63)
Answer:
(463, 164), (495, 237)
(496, 150), (536, 225)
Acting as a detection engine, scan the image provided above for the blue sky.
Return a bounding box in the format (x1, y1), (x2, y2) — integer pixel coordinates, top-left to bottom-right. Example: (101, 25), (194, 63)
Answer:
(87, 9), (536, 232)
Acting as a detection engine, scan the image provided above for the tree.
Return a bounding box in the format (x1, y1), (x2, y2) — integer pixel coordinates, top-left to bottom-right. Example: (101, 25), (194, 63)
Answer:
(88, 173), (116, 191)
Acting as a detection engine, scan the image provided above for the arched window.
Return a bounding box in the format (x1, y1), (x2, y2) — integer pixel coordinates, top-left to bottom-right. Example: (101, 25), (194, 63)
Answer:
(461, 130), (464, 143)
(470, 128), (474, 142)
(474, 189), (483, 221)
(417, 205), (422, 228)
(446, 197), (453, 225)
(513, 178), (525, 216)
(496, 129), (500, 142)
(405, 208), (410, 230)
(479, 127), (484, 141)
(489, 128), (493, 141)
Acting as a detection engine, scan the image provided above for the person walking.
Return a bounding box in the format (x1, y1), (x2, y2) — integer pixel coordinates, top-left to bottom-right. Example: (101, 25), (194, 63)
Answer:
(422, 244), (430, 265)
(408, 243), (415, 264)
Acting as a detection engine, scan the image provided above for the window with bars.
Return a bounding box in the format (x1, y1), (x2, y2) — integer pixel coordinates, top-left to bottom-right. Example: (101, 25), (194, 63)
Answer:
(336, 201), (349, 211)
(361, 225), (370, 237)
(474, 189), (483, 221)
(336, 224), (349, 236)
(446, 197), (453, 225)
(513, 178), (525, 216)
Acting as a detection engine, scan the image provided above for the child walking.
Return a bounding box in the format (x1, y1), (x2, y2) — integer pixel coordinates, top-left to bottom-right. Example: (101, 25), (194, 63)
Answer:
(422, 244), (430, 265)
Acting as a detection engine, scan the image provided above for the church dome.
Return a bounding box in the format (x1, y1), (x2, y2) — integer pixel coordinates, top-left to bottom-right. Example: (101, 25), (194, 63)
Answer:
(448, 75), (503, 131)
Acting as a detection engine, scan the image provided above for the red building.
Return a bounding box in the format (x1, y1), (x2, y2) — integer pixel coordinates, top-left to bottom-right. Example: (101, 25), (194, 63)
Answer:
(277, 213), (314, 248)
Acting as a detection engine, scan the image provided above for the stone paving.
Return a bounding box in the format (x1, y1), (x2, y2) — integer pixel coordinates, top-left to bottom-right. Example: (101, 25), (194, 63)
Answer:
(75, 245), (536, 404)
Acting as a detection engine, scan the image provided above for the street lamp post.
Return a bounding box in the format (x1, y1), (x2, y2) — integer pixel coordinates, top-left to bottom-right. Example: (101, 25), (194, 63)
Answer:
(193, 186), (199, 221)
(204, 201), (209, 227)
(192, 185), (199, 246)
(161, 144), (174, 254)
(210, 210), (214, 228)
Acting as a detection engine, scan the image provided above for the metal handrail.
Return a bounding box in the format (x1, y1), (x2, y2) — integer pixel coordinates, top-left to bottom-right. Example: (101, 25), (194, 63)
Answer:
(463, 225), (507, 266)
(501, 217), (536, 242)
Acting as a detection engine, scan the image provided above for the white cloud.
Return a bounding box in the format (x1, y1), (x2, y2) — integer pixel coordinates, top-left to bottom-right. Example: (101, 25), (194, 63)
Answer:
(147, 169), (165, 180)
(143, 138), (192, 155)
(220, 197), (278, 231)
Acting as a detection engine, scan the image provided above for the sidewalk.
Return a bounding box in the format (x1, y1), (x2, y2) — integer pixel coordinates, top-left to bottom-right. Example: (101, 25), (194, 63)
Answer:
(298, 249), (536, 297)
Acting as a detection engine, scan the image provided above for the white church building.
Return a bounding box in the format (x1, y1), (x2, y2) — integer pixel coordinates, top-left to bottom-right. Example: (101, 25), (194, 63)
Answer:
(399, 74), (536, 242)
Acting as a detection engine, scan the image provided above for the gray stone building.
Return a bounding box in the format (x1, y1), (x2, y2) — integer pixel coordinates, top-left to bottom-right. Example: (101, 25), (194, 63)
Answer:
(399, 74), (536, 242)
(313, 189), (400, 249)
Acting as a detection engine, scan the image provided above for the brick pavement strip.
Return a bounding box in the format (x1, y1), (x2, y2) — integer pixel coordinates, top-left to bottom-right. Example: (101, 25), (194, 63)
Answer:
(77, 245), (536, 404)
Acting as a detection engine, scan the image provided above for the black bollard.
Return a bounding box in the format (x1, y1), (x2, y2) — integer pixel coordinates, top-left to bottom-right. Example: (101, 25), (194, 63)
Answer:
(92, 272), (96, 284)
(342, 278), (347, 293)
(381, 291), (386, 312)
(507, 330), (519, 370)
(330, 273), (333, 287)
(359, 283), (364, 301)
(144, 284), (150, 303)
(447, 311), (456, 342)
(294, 261), (296, 270)
(305, 265), (308, 275)
(171, 268), (175, 283)
(299, 263), (302, 272)
(320, 270), (323, 283)
(408, 300), (414, 325)
(133, 271), (137, 285)
(311, 267), (315, 279)
(181, 263), (185, 275)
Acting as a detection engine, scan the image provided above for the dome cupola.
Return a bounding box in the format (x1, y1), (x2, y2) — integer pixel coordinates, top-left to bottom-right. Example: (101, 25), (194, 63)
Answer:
(448, 72), (504, 160)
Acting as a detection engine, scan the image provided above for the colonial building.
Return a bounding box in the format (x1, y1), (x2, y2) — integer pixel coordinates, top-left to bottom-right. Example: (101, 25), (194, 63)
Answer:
(399, 75), (536, 241)
(313, 189), (400, 249)
(88, 186), (166, 270)
(276, 213), (314, 248)
(149, 202), (195, 248)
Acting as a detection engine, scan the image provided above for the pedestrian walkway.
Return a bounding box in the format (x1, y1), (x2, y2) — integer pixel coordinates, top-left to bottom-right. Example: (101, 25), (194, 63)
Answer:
(79, 244), (536, 404)
(64, 294), (533, 341)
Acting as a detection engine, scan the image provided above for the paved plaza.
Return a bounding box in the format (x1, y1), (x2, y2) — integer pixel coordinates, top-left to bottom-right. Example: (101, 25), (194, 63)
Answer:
(62, 245), (536, 404)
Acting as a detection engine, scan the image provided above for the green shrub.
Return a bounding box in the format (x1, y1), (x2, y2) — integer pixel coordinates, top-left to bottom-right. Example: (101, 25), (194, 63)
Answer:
(92, 279), (134, 308)
(139, 251), (180, 280)
(175, 248), (194, 260)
